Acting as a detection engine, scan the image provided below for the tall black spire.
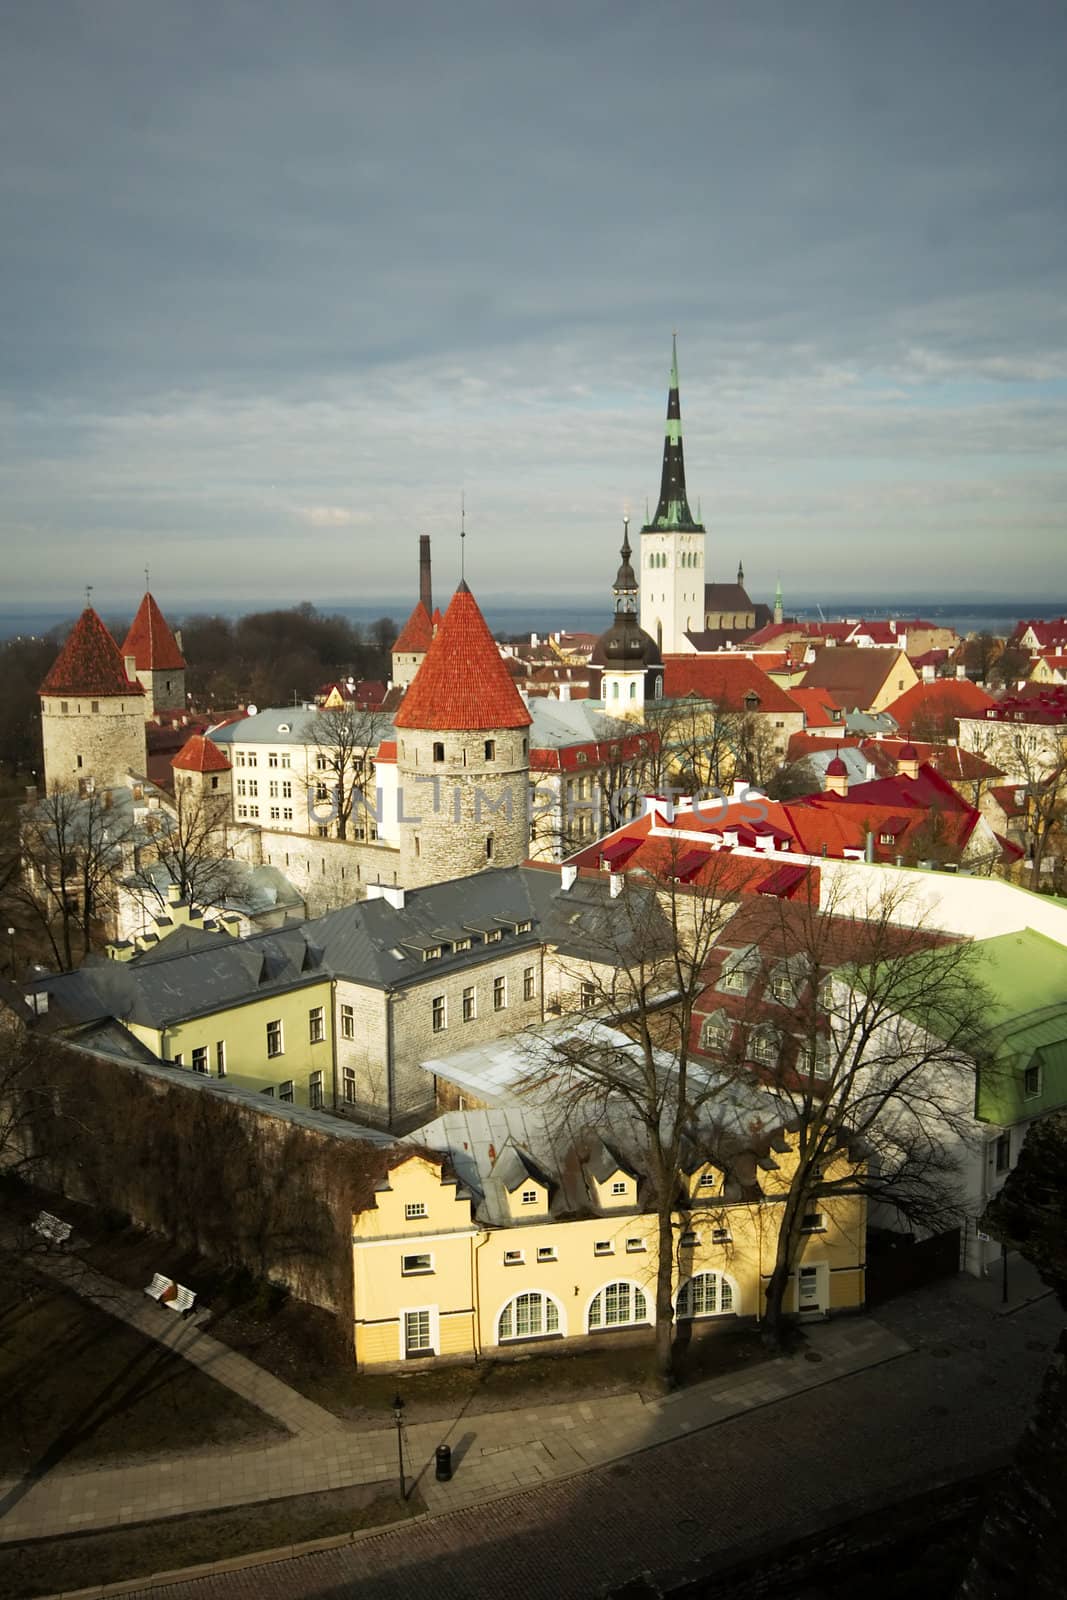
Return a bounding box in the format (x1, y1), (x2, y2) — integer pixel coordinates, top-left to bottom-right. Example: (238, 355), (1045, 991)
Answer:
(643, 335), (704, 533)
(613, 517), (638, 615)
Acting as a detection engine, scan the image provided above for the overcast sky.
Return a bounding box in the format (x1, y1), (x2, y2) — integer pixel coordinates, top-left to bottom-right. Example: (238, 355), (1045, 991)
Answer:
(2, 0), (1066, 616)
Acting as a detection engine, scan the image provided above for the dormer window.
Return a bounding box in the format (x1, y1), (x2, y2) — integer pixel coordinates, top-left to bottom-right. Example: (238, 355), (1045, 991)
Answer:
(697, 1172), (717, 1189)
(521, 1188), (539, 1205)
(610, 1180), (627, 1196)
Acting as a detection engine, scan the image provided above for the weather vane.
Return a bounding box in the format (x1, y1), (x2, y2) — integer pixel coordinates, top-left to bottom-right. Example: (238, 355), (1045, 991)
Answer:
(460, 491), (466, 581)
(85, 584), (93, 608)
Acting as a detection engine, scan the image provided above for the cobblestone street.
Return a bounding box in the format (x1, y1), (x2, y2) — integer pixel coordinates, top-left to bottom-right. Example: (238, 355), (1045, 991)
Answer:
(115, 1277), (1060, 1600)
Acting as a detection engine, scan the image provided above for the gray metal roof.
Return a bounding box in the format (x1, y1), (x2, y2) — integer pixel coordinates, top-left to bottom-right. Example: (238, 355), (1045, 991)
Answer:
(527, 699), (636, 750)
(208, 706), (395, 748)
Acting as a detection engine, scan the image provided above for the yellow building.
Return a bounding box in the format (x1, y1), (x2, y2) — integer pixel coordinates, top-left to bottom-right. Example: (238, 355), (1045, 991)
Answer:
(351, 1101), (866, 1369)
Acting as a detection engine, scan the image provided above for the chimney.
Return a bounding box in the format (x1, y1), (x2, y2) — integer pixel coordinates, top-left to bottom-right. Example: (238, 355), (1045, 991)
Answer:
(366, 883), (406, 910)
(643, 794), (675, 825)
(922, 664), (935, 682)
(561, 864), (578, 891)
(419, 534), (432, 615)
(956, 664), (967, 680)
(167, 882), (182, 905)
(174, 628), (183, 654)
(609, 872), (624, 898)
(124, 653), (137, 681)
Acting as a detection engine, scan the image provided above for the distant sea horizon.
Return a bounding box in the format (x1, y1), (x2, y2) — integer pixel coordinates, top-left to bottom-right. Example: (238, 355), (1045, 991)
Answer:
(1, 596), (1065, 644)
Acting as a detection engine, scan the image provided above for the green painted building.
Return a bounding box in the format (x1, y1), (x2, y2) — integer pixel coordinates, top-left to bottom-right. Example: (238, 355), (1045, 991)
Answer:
(974, 928), (1067, 1126)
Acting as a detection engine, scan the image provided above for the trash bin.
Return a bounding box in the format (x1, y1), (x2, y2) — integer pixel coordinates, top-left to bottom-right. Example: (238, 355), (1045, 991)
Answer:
(435, 1443), (453, 1482)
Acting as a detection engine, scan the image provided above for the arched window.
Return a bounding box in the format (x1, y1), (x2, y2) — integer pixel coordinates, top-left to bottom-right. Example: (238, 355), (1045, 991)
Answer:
(612, 680), (620, 698)
(588, 1280), (649, 1331)
(629, 681), (637, 700)
(497, 1291), (563, 1342)
(676, 1271), (736, 1319)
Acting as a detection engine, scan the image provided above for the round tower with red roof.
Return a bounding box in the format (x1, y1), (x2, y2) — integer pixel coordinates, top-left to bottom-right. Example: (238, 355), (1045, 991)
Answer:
(394, 581), (532, 888)
(39, 608), (147, 792)
(121, 592), (187, 716)
(171, 733), (232, 818)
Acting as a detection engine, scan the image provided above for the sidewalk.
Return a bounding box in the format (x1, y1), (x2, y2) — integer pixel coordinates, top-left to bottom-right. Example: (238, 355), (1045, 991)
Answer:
(958, 1250), (1054, 1317)
(0, 1310), (908, 1544)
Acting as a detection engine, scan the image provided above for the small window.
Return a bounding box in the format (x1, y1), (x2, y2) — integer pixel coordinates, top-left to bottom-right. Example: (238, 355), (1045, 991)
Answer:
(610, 1180), (627, 1196)
(493, 975), (507, 1011)
(309, 1005), (325, 1043)
(594, 1240), (614, 1256)
(191, 1046), (208, 1074)
(680, 1230), (699, 1248)
(91, 700), (99, 713)
(504, 1249), (524, 1266)
(486, 835), (494, 860)
(523, 966), (536, 1001)
(341, 1003), (355, 1040)
(309, 1070), (324, 1110)
(402, 1253), (433, 1275)
(698, 1172), (716, 1189)
(462, 985), (476, 1021)
(261, 1085), (274, 1098)
(994, 1134), (1011, 1174)
(60, 701), (69, 714)
(404, 1308), (433, 1356)
(432, 995), (446, 1033)
(521, 1188), (538, 1205)
(580, 981), (596, 1010)
(266, 1019), (283, 1057)
(172, 1052), (183, 1067)
(537, 1246), (557, 1263)
(484, 739), (496, 761)
(215, 1040), (226, 1077)
(711, 1227), (731, 1244)
(279, 1080), (294, 1103)
(432, 741), (445, 763)
(1023, 1063), (1042, 1099)
(405, 1202), (428, 1220)
(799, 1213), (825, 1233)
(625, 1237), (646, 1253)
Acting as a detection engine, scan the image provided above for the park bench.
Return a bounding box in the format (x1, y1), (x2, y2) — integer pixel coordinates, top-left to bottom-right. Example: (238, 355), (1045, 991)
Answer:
(144, 1273), (197, 1316)
(32, 1210), (72, 1247)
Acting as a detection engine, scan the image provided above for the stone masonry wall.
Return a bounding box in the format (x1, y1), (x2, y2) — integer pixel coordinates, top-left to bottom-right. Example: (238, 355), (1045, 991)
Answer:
(259, 829), (401, 917)
(41, 695), (148, 792)
(397, 726), (531, 889)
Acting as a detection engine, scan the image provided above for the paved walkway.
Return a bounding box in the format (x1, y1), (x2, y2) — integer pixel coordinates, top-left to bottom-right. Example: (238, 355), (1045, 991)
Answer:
(24, 1249), (346, 1439)
(0, 1259), (907, 1545)
(113, 1284), (1065, 1600)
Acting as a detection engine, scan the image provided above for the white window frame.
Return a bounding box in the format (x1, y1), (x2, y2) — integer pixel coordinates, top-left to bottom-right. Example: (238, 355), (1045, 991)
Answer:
(266, 1019), (283, 1058)
(520, 1188), (539, 1206)
(404, 1201), (428, 1220)
(432, 995), (447, 1033)
(675, 1271), (737, 1320)
(493, 975), (507, 1011)
(586, 1278), (650, 1332)
(593, 1240), (614, 1256)
(191, 1045), (209, 1074)
(496, 1290), (565, 1344)
(340, 1003), (355, 1040)
(625, 1237), (647, 1253)
(503, 1248), (525, 1266)
(536, 1245), (557, 1263)
(401, 1252), (435, 1276)
(279, 1079), (294, 1103)
(400, 1304), (439, 1359)
(309, 1005), (326, 1043)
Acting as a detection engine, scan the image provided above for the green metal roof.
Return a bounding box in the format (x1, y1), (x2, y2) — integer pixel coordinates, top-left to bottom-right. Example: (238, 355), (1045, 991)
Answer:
(974, 928), (1067, 1034)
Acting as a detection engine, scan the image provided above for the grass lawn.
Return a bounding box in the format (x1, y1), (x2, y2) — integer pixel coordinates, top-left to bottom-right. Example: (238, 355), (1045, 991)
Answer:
(0, 1481), (418, 1600)
(0, 1257), (285, 1476)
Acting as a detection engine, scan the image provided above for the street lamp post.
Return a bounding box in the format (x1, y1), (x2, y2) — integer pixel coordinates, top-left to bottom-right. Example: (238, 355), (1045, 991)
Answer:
(6, 928), (14, 977)
(393, 1393), (406, 1501)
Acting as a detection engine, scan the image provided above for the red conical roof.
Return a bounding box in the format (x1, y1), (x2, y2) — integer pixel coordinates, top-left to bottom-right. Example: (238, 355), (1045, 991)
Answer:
(172, 734), (231, 774)
(395, 582), (532, 732)
(826, 753), (848, 776)
(39, 609), (145, 698)
(122, 592), (186, 671)
(392, 600), (434, 654)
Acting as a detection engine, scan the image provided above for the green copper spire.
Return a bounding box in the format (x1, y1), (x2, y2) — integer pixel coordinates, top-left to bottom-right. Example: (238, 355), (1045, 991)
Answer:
(643, 334), (704, 533)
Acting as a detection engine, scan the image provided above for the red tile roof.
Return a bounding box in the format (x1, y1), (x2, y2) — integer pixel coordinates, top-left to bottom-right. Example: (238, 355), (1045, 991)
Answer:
(883, 677), (995, 730)
(121, 593), (186, 671)
(392, 600), (435, 654)
(789, 686), (845, 727)
(394, 582), (533, 732)
(982, 686), (1067, 725)
(662, 654), (803, 715)
(39, 609), (145, 698)
(172, 734), (231, 774)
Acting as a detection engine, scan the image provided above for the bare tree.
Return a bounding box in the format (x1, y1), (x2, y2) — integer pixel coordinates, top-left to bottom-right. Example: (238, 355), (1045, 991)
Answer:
(697, 880), (992, 1348)
(308, 704), (390, 841)
(130, 780), (244, 915)
(1013, 733), (1067, 891)
(529, 840), (761, 1388)
(13, 786), (135, 969)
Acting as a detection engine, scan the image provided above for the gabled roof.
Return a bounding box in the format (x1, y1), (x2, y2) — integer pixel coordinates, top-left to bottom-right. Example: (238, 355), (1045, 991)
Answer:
(394, 582), (532, 732)
(172, 733), (231, 774)
(121, 593), (187, 672)
(800, 647), (911, 709)
(39, 609), (145, 699)
(883, 677), (995, 730)
(392, 600), (434, 654)
(662, 654), (802, 715)
(703, 582), (754, 612)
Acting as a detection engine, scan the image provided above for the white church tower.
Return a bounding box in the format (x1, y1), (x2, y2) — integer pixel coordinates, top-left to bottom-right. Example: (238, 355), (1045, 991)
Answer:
(639, 337), (706, 655)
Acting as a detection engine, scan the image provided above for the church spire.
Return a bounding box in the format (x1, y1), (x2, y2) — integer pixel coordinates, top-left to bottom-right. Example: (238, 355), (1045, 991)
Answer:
(644, 334), (703, 532)
(774, 574), (784, 625)
(613, 516), (638, 615)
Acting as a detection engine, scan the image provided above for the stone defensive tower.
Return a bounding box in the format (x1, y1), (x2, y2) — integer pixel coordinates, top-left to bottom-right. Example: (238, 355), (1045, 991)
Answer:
(394, 581), (532, 889)
(121, 591), (187, 717)
(39, 608), (147, 792)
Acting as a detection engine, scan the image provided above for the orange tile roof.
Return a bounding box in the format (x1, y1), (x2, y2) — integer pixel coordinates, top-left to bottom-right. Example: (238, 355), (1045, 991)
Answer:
(883, 677), (995, 730)
(392, 600), (434, 653)
(121, 592), (186, 671)
(394, 582), (533, 732)
(39, 608), (145, 698)
(172, 734), (231, 773)
(662, 654), (803, 715)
